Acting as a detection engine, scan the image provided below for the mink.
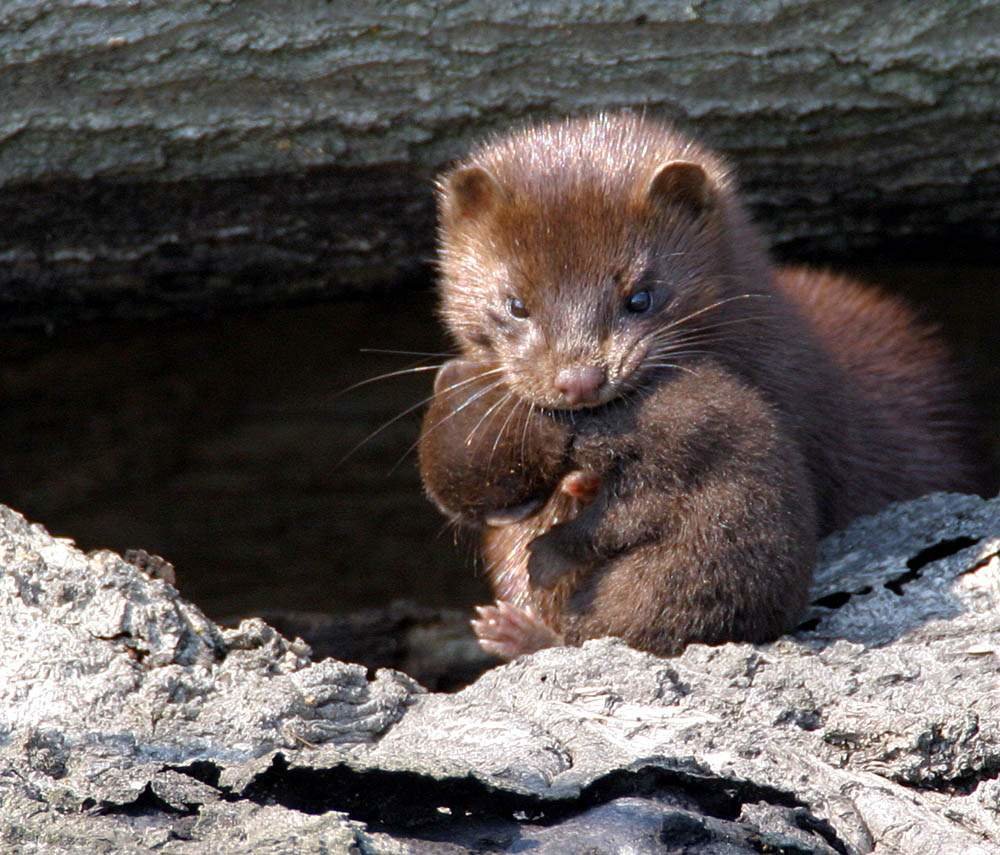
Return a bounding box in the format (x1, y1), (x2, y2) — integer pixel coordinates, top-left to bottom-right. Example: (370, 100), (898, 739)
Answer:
(417, 113), (984, 660)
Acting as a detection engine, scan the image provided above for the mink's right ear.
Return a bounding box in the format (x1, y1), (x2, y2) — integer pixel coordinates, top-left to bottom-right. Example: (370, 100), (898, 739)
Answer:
(439, 166), (503, 224)
(645, 161), (715, 220)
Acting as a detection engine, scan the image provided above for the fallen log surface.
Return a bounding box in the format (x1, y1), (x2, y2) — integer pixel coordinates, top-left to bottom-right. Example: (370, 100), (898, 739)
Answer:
(1, 492), (999, 851)
(2, 1), (999, 324)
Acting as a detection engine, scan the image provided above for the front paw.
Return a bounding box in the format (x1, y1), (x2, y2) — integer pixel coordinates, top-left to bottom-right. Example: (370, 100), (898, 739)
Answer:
(527, 528), (589, 590)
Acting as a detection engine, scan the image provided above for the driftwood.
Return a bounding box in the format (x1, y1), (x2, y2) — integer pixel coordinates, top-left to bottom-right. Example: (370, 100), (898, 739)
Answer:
(2, 1), (999, 323)
(1, 492), (999, 852)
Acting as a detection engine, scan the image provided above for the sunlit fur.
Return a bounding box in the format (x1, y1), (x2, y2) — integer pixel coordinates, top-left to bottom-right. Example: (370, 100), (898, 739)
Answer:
(422, 113), (985, 659)
(436, 112), (769, 410)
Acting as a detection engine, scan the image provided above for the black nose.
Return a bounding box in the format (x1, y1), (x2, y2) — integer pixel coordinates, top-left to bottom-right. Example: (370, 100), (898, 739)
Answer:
(554, 365), (606, 405)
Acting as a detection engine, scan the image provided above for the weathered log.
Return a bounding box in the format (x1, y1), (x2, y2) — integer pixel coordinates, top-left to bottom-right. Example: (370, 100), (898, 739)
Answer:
(2, 1), (999, 323)
(2, 492), (999, 850)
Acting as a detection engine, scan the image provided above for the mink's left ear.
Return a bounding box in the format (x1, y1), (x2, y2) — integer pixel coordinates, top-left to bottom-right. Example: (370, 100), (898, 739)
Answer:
(645, 161), (715, 219)
(439, 166), (504, 226)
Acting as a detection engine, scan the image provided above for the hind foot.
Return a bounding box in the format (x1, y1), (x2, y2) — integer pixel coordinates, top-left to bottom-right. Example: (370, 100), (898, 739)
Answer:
(471, 600), (563, 661)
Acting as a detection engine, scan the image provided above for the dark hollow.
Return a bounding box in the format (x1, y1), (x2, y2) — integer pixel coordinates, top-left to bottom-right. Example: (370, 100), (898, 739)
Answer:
(1, 266), (997, 625)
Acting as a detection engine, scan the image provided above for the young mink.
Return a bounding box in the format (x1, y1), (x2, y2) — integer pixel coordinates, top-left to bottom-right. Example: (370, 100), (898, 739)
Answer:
(418, 113), (983, 661)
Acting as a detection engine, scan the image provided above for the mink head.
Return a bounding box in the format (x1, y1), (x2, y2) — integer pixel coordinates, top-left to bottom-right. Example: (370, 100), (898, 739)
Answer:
(435, 113), (764, 411)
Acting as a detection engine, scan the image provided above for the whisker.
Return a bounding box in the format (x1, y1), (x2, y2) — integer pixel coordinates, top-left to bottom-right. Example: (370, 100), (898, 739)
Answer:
(647, 350), (716, 362)
(465, 388), (516, 449)
(649, 314), (777, 341)
(520, 400), (536, 471)
(437, 366), (506, 398)
(642, 317), (778, 353)
(331, 363), (445, 399)
(652, 330), (756, 347)
(488, 395), (524, 469)
(653, 294), (771, 336)
(337, 369), (504, 468)
(360, 348), (456, 358)
(618, 296), (771, 371)
(644, 362), (698, 376)
(386, 376), (507, 475)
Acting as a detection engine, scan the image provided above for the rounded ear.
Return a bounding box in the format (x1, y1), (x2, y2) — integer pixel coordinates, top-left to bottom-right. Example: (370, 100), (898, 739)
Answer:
(645, 161), (714, 218)
(441, 166), (503, 223)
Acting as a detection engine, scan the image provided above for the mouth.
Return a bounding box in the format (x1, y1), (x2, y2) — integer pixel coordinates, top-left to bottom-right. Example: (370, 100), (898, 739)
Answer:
(507, 365), (632, 412)
(545, 381), (624, 412)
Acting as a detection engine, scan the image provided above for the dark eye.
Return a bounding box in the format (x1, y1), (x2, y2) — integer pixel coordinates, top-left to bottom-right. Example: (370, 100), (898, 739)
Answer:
(625, 290), (652, 313)
(507, 296), (530, 319)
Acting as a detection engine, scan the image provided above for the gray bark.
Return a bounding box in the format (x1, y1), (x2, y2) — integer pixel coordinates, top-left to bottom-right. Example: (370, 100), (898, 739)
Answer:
(1, 1), (999, 323)
(2, 491), (999, 852)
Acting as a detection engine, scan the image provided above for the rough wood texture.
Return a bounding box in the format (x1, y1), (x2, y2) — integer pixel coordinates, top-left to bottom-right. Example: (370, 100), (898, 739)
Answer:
(2, 1), (999, 322)
(2, 492), (999, 851)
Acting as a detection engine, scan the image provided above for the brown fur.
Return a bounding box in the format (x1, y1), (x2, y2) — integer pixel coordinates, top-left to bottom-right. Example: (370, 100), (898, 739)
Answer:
(418, 113), (983, 659)
(419, 358), (570, 525)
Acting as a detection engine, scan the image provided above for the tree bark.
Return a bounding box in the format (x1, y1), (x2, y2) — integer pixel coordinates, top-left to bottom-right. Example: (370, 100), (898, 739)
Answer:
(2, 0), (998, 323)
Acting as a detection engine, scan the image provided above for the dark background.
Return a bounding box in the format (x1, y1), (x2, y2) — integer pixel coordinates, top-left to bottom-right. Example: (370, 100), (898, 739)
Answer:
(3, 255), (997, 622)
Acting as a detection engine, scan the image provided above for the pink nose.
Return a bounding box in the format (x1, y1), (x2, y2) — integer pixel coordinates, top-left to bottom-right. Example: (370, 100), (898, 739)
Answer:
(554, 365), (606, 405)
